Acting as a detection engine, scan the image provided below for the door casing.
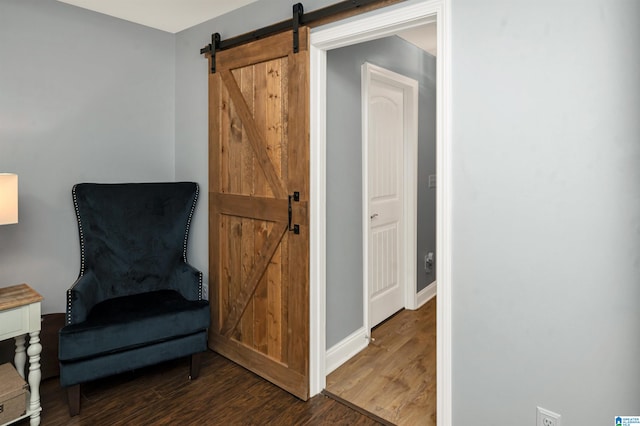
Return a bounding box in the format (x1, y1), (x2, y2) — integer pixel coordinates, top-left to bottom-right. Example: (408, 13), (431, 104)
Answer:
(309, 1), (453, 425)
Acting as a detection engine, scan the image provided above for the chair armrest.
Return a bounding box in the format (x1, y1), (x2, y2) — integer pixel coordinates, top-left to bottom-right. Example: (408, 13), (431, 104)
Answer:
(168, 262), (204, 301)
(66, 270), (101, 325)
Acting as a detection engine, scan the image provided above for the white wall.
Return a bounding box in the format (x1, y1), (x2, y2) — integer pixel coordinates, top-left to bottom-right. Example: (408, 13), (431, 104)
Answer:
(451, 0), (640, 423)
(0, 0), (176, 313)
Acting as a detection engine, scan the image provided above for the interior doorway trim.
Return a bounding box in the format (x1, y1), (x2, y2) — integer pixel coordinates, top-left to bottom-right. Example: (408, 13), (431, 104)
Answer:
(309, 0), (452, 425)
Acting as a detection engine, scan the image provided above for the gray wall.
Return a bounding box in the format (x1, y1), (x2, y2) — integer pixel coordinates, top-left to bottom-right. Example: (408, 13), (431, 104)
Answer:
(0, 0), (176, 313)
(451, 0), (640, 423)
(326, 36), (436, 348)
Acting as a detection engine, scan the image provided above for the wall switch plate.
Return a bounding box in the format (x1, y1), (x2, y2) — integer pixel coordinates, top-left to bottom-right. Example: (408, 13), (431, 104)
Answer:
(537, 407), (561, 426)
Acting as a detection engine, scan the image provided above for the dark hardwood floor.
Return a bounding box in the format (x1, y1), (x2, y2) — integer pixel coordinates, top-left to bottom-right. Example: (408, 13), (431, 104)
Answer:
(18, 351), (381, 426)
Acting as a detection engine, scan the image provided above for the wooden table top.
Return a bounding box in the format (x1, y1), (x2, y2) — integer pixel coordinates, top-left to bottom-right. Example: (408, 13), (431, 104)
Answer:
(0, 283), (43, 311)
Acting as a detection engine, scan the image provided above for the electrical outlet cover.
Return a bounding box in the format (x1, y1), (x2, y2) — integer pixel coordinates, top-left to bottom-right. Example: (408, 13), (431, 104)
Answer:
(537, 407), (562, 426)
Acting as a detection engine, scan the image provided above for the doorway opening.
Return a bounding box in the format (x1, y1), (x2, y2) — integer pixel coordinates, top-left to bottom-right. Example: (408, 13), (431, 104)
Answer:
(308, 1), (452, 425)
(323, 20), (435, 424)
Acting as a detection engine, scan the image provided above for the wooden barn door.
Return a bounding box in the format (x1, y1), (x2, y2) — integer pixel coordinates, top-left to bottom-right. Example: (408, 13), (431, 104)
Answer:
(208, 28), (310, 400)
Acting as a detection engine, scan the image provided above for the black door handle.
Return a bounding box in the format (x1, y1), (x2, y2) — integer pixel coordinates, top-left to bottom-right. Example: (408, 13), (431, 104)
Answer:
(288, 192), (300, 234)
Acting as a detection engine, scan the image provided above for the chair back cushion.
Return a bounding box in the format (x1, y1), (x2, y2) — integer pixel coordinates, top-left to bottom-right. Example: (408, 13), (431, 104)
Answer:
(72, 182), (198, 299)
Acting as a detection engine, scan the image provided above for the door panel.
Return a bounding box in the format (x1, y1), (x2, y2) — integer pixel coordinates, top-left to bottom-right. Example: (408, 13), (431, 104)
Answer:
(208, 29), (309, 400)
(367, 73), (405, 328)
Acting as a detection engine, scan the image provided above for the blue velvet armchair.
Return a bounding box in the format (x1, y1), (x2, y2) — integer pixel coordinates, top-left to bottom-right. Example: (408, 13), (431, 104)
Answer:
(58, 182), (210, 416)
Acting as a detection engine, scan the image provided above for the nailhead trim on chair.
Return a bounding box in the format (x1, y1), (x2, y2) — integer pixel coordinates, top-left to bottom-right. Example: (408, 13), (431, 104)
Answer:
(72, 185), (86, 278)
(66, 289), (73, 324)
(184, 184), (204, 300)
(67, 184), (87, 325)
(183, 184), (198, 263)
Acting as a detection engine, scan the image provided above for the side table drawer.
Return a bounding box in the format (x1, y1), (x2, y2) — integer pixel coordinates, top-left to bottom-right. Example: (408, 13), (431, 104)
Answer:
(0, 307), (28, 341)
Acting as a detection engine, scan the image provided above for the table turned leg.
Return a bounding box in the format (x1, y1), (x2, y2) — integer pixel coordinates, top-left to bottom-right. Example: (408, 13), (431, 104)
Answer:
(27, 331), (42, 426)
(14, 334), (27, 379)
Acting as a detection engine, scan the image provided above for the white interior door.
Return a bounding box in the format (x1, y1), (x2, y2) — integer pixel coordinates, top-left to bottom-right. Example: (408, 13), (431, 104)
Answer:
(364, 63), (417, 328)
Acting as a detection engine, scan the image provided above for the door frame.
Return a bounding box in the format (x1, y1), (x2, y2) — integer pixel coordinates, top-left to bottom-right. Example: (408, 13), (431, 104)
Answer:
(308, 0), (453, 425)
(362, 62), (419, 332)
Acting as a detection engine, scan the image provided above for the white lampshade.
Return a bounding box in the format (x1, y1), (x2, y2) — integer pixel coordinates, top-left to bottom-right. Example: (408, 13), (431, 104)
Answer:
(0, 173), (18, 225)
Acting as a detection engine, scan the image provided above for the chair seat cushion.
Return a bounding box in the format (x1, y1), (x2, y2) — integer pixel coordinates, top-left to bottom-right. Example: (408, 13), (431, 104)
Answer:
(59, 290), (209, 362)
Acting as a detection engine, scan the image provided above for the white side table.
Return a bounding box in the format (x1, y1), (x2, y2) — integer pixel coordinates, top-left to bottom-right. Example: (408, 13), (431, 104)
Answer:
(0, 284), (43, 426)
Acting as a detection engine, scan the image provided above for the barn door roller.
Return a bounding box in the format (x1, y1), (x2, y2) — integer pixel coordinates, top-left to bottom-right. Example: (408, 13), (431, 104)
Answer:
(204, 33), (221, 74)
(200, 0), (389, 73)
(292, 3), (303, 54)
(200, 3), (304, 74)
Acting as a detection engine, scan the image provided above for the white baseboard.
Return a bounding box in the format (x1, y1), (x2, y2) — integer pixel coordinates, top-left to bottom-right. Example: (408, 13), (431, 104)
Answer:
(416, 280), (437, 308)
(325, 327), (369, 375)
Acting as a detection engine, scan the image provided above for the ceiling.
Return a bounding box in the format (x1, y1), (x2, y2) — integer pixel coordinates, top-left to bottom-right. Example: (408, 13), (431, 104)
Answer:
(56, 0), (436, 56)
(397, 23), (437, 56)
(56, 0), (260, 33)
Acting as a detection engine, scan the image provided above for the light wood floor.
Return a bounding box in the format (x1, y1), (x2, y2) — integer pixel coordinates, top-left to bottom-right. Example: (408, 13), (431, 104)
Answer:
(325, 297), (437, 426)
(16, 351), (382, 426)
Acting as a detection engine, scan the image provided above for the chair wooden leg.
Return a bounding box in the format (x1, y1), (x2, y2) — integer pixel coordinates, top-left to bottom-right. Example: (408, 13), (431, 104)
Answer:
(67, 384), (80, 417)
(189, 352), (202, 380)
